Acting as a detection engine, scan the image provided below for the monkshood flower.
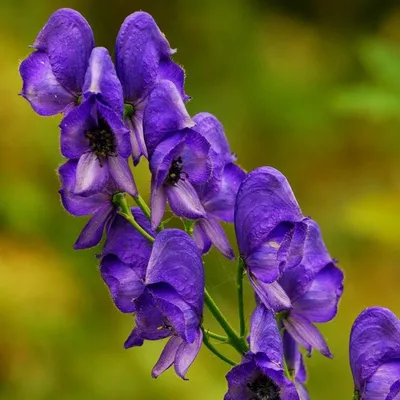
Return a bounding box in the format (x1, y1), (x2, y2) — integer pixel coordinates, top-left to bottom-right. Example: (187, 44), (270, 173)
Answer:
(225, 304), (299, 400)
(101, 229), (204, 379)
(283, 331), (309, 400)
(116, 12), (190, 164)
(60, 47), (136, 197)
(58, 159), (136, 249)
(278, 219), (344, 358)
(191, 112), (246, 259)
(350, 307), (400, 400)
(148, 128), (212, 229)
(234, 167), (310, 312)
(19, 8), (94, 115)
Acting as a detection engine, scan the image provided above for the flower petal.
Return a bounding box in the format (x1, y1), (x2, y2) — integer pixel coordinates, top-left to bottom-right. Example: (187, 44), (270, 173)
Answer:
(293, 263), (344, 323)
(108, 157), (137, 197)
(58, 159), (109, 216)
(283, 331), (307, 384)
(250, 276), (292, 313)
(19, 51), (76, 115)
(203, 163), (246, 222)
(100, 254), (145, 312)
(145, 229), (204, 316)
(75, 151), (109, 196)
(364, 362), (400, 400)
(60, 96), (94, 158)
(151, 336), (182, 378)
(166, 180), (206, 220)
(33, 8), (94, 93)
(125, 108), (147, 165)
(116, 12), (176, 102)
(283, 313), (332, 358)
(193, 222), (212, 255)
(74, 204), (113, 249)
(350, 307), (400, 391)
(197, 218), (234, 259)
(143, 80), (194, 157)
(158, 58), (189, 101)
(83, 47), (124, 114)
(174, 328), (203, 379)
(250, 304), (283, 366)
(150, 179), (167, 229)
(234, 167), (303, 259)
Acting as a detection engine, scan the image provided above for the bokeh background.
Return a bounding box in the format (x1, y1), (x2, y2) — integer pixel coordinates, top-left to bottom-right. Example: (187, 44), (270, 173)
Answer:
(1, 0), (400, 398)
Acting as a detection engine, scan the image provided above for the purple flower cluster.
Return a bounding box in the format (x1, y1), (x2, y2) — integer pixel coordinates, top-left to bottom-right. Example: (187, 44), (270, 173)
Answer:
(20, 7), (400, 399)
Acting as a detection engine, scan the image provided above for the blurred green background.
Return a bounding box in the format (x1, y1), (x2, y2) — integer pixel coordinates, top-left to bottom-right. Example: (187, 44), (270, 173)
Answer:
(1, 0), (400, 398)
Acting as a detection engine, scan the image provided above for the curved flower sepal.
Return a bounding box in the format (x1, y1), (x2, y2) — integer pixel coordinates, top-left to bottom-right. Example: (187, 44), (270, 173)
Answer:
(283, 331), (310, 400)
(19, 8), (94, 115)
(350, 307), (400, 399)
(224, 304), (300, 400)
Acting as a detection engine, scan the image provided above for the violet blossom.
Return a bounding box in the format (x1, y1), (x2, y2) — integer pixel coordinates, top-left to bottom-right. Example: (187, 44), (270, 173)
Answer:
(19, 8), (94, 115)
(350, 307), (400, 400)
(101, 229), (204, 379)
(116, 12), (190, 164)
(60, 47), (136, 197)
(225, 304), (299, 400)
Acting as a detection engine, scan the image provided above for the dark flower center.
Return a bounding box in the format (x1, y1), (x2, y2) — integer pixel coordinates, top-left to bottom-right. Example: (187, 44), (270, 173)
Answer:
(247, 374), (281, 400)
(166, 156), (189, 186)
(85, 119), (117, 166)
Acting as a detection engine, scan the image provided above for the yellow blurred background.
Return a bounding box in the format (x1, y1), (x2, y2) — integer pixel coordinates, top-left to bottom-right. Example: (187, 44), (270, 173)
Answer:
(1, 0), (400, 398)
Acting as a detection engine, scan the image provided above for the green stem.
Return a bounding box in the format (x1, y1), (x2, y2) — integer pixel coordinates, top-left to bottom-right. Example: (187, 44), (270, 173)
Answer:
(133, 195), (151, 221)
(237, 258), (246, 338)
(204, 288), (248, 354)
(114, 193), (155, 243)
(204, 330), (229, 343)
(201, 328), (236, 366)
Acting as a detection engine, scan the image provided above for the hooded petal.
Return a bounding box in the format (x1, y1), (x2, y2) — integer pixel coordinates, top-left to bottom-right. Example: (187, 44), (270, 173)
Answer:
(108, 157), (137, 197)
(203, 163), (246, 222)
(145, 229), (204, 315)
(143, 80), (194, 157)
(158, 59), (189, 101)
(197, 218), (234, 259)
(362, 362), (400, 400)
(116, 12), (181, 102)
(283, 312), (332, 358)
(58, 159), (110, 216)
(293, 263), (344, 323)
(193, 222), (212, 255)
(350, 307), (400, 391)
(100, 254), (145, 312)
(83, 47), (124, 114)
(193, 112), (235, 166)
(174, 328), (203, 379)
(234, 167), (303, 259)
(102, 210), (153, 270)
(74, 151), (109, 196)
(250, 304), (283, 366)
(166, 180), (206, 220)
(74, 204), (113, 249)
(279, 219), (335, 303)
(33, 8), (94, 93)
(19, 51), (76, 115)
(151, 335), (182, 378)
(60, 96), (94, 158)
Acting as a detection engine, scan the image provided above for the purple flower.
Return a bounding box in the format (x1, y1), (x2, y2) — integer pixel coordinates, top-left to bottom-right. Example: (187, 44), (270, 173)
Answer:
(19, 8), (94, 115)
(191, 113), (246, 259)
(225, 304), (299, 400)
(101, 229), (204, 379)
(58, 159), (136, 249)
(350, 307), (400, 399)
(148, 129), (212, 229)
(116, 12), (190, 164)
(234, 167), (310, 312)
(278, 219), (344, 358)
(283, 332), (310, 400)
(60, 47), (136, 197)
